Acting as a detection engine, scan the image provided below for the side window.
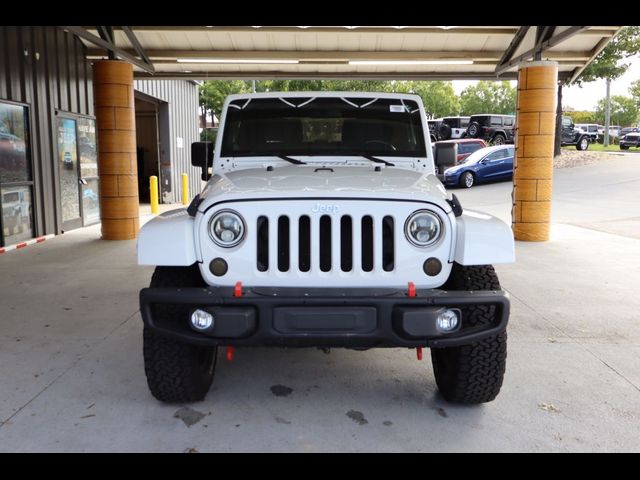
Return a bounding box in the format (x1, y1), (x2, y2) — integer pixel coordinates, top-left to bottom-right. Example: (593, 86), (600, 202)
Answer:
(562, 117), (572, 128)
(458, 143), (470, 154)
(490, 116), (502, 126)
(460, 118), (470, 128)
(503, 117), (514, 127)
(484, 150), (503, 161)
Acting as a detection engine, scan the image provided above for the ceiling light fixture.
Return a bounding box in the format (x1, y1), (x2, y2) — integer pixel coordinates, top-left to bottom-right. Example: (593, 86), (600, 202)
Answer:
(349, 60), (473, 66)
(177, 58), (299, 64)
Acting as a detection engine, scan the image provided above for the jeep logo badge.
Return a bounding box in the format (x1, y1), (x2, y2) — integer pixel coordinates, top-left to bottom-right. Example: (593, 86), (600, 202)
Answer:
(311, 203), (340, 214)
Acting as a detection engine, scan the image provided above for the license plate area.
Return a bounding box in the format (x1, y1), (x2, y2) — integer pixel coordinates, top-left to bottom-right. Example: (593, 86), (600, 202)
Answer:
(273, 306), (377, 334)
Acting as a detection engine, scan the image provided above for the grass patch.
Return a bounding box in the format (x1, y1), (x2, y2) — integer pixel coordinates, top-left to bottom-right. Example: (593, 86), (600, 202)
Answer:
(562, 143), (626, 153)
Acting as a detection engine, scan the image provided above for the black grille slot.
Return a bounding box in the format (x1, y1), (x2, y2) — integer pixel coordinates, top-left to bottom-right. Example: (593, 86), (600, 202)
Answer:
(382, 216), (394, 272)
(319, 215), (332, 272)
(257, 216), (269, 271)
(340, 216), (353, 272)
(299, 215), (311, 272)
(278, 216), (290, 272)
(361, 216), (374, 272)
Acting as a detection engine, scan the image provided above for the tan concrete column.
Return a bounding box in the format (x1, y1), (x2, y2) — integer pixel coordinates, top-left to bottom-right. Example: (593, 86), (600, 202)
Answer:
(512, 61), (558, 242)
(94, 60), (139, 240)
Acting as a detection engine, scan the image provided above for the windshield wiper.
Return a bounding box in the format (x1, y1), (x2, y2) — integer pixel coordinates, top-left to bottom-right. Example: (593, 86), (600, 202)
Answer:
(270, 153), (307, 165)
(357, 153), (395, 167)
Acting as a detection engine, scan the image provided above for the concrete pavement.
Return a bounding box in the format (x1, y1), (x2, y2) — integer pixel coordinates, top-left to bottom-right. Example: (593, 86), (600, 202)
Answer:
(0, 155), (639, 452)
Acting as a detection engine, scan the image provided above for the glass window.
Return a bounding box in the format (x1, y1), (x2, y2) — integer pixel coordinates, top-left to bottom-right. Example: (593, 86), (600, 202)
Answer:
(503, 117), (514, 127)
(221, 97), (426, 158)
(57, 117), (80, 223)
(2, 186), (33, 245)
(77, 117), (100, 226)
(460, 117), (470, 128)
(490, 116), (502, 126)
(0, 103), (31, 183)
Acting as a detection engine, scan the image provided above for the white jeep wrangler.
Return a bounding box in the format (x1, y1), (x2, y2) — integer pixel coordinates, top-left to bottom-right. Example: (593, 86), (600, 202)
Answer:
(138, 92), (515, 404)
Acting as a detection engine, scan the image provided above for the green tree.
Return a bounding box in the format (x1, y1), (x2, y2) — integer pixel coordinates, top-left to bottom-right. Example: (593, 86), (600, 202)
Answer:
(459, 81), (516, 116)
(410, 81), (461, 118)
(199, 80), (250, 121)
(595, 95), (639, 127)
(563, 111), (597, 124)
(630, 79), (640, 109)
(577, 27), (640, 84)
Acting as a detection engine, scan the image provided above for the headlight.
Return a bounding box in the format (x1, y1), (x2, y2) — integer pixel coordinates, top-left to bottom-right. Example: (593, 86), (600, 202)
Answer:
(405, 210), (442, 247)
(208, 210), (245, 247)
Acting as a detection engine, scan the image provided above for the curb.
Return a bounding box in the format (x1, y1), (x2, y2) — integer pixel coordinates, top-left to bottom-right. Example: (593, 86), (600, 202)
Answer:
(0, 234), (55, 255)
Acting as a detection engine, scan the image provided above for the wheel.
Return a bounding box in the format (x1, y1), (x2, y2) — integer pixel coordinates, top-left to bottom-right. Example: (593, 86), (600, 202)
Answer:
(576, 137), (589, 151)
(438, 124), (452, 141)
(620, 145), (629, 150)
(431, 264), (507, 404)
(460, 171), (475, 188)
(492, 134), (506, 145)
(143, 265), (218, 403)
(466, 122), (481, 138)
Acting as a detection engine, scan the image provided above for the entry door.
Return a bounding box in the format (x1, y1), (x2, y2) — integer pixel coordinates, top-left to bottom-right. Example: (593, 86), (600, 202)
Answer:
(56, 116), (82, 231)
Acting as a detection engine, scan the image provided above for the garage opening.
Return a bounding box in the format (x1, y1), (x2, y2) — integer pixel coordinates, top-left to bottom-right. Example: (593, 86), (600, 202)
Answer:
(134, 95), (161, 204)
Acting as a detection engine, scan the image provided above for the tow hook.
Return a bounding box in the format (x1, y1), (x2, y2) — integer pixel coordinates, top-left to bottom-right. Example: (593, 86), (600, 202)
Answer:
(416, 347), (423, 361)
(226, 346), (235, 362)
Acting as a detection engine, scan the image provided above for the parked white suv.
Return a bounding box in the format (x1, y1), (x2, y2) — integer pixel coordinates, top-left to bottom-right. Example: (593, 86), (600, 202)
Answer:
(138, 92), (515, 405)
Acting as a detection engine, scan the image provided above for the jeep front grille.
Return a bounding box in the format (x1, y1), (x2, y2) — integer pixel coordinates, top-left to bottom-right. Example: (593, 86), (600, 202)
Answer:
(256, 214), (395, 273)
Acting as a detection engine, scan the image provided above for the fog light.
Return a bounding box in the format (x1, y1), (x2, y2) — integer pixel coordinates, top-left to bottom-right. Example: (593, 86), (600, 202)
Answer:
(210, 258), (228, 276)
(437, 309), (459, 332)
(423, 257), (442, 276)
(190, 309), (214, 331)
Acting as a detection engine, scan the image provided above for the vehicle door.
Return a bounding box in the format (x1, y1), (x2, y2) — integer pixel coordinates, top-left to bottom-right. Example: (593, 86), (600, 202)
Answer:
(478, 148), (509, 180)
(561, 117), (574, 143)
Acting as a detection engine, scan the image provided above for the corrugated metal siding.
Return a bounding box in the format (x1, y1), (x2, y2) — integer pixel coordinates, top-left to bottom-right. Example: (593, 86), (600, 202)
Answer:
(134, 79), (201, 204)
(0, 26), (93, 237)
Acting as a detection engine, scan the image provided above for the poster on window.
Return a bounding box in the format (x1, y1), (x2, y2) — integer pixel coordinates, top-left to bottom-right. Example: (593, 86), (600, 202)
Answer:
(0, 102), (31, 183)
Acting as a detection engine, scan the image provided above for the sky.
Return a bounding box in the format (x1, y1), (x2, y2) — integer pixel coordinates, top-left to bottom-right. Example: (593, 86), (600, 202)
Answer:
(452, 55), (640, 112)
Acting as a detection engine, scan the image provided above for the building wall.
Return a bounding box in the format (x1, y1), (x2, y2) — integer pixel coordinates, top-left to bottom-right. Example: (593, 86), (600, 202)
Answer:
(0, 26), (94, 238)
(133, 79), (201, 204)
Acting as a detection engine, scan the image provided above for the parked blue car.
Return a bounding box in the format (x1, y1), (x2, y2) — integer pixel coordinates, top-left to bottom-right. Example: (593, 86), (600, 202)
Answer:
(443, 145), (514, 188)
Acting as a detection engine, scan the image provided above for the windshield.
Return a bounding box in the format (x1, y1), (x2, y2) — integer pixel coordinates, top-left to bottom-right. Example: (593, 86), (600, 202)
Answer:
(458, 148), (489, 165)
(220, 97), (426, 158)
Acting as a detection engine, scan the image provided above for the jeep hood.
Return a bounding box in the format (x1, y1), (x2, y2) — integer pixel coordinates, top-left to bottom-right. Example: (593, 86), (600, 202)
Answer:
(197, 166), (452, 213)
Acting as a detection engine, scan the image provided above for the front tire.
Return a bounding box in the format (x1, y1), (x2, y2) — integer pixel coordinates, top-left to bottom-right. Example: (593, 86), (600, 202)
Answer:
(576, 137), (589, 151)
(620, 145), (629, 150)
(143, 265), (218, 403)
(431, 264), (507, 404)
(460, 171), (475, 188)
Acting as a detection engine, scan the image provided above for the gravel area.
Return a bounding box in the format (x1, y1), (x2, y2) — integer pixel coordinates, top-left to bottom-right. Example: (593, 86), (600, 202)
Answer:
(554, 149), (619, 169)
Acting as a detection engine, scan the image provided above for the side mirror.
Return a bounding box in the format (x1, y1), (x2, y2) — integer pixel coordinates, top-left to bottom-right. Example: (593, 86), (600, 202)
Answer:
(434, 143), (458, 171)
(191, 142), (214, 181)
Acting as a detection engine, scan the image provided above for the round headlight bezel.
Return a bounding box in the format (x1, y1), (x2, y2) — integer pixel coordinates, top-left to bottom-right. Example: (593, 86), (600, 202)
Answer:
(405, 210), (443, 247)
(208, 209), (246, 248)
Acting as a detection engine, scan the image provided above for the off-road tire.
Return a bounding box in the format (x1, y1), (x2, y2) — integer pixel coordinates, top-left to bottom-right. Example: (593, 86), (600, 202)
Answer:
(143, 265), (218, 403)
(576, 136), (589, 151)
(620, 145), (629, 150)
(438, 123), (452, 141)
(492, 134), (506, 145)
(431, 263), (507, 404)
(467, 122), (481, 138)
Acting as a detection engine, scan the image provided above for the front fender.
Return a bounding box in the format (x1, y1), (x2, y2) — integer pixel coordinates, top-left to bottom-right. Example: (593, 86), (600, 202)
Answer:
(454, 210), (515, 265)
(137, 209), (197, 266)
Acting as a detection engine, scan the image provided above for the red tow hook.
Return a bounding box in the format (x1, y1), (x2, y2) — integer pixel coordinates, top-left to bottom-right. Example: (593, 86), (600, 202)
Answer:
(407, 282), (416, 298)
(234, 281), (243, 297)
(226, 346), (235, 362)
(416, 347), (423, 361)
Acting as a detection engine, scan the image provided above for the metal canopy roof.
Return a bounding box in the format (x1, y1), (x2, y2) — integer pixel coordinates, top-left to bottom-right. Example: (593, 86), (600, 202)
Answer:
(69, 26), (622, 83)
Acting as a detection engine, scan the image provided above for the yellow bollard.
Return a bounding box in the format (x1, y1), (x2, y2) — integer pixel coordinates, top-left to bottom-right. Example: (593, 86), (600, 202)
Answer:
(182, 173), (189, 206)
(150, 176), (159, 214)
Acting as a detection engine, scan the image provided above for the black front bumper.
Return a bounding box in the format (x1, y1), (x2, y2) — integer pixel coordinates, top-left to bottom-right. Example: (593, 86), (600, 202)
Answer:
(140, 287), (509, 349)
